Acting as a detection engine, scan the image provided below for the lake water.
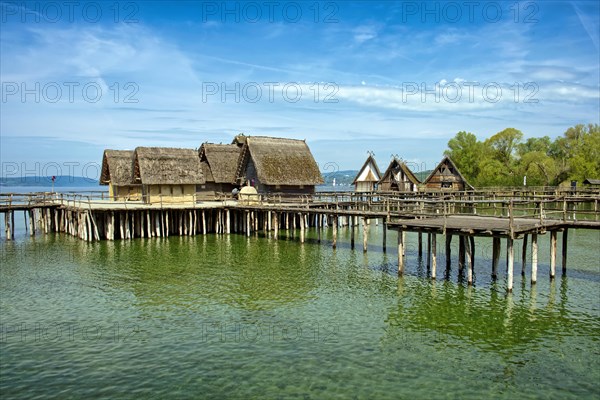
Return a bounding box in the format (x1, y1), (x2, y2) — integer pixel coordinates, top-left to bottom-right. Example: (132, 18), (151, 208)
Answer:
(1, 209), (599, 398)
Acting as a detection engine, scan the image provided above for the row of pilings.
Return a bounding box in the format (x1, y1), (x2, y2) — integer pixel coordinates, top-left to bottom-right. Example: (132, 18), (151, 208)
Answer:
(8, 207), (376, 245)
(1, 205), (575, 294)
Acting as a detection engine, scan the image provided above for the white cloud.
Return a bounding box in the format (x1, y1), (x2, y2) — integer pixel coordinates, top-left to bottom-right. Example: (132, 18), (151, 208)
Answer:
(353, 25), (378, 44)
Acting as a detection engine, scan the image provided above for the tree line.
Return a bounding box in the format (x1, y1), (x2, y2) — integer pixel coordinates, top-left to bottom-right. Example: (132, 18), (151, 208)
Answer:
(443, 123), (600, 187)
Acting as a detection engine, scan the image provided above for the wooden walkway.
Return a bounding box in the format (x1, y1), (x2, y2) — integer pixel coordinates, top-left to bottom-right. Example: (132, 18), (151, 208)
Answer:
(2, 189), (599, 293)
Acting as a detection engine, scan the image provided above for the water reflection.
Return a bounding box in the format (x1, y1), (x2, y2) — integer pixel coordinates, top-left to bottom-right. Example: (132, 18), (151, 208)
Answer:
(384, 278), (600, 355)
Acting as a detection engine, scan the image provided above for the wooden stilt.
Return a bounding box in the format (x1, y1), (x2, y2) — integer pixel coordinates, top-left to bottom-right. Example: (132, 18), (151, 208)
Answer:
(427, 233), (431, 267)
(382, 217), (387, 253)
(332, 216), (338, 249)
(317, 213), (321, 243)
(363, 218), (369, 253)
(465, 235), (472, 285)
(550, 231), (557, 279)
(531, 233), (538, 284)
(445, 234), (452, 271)
(431, 233), (437, 279)
(350, 216), (355, 249)
(521, 234), (528, 276)
(458, 236), (465, 271)
(507, 237), (514, 292)
(492, 237), (500, 280)
(469, 236), (475, 267)
(246, 211), (251, 237)
(562, 229), (568, 275)
(398, 230), (404, 275)
(299, 213), (305, 243)
(274, 213), (279, 239)
(418, 232), (423, 258)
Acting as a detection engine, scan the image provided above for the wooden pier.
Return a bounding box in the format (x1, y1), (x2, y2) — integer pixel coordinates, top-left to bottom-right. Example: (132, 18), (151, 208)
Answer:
(2, 189), (599, 292)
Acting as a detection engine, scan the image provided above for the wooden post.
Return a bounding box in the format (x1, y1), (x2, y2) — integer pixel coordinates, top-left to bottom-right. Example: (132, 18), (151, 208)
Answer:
(431, 233), (437, 280)
(427, 233), (431, 268)
(562, 229), (568, 275)
(398, 230), (404, 275)
(465, 235), (472, 285)
(521, 234), (528, 276)
(317, 214), (321, 243)
(418, 232), (423, 258)
(492, 237), (500, 280)
(458, 236), (465, 271)
(299, 213), (305, 243)
(274, 212), (279, 239)
(5, 212), (12, 240)
(226, 210), (231, 234)
(332, 216), (338, 249)
(550, 231), (557, 279)
(363, 217), (369, 253)
(531, 233), (538, 284)
(29, 210), (35, 236)
(469, 236), (475, 267)
(382, 217), (387, 253)
(350, 216), (355, 249)
(246, 211), (251, 237)
(507, 237), (514, 292)
(445, 234), (452, 271)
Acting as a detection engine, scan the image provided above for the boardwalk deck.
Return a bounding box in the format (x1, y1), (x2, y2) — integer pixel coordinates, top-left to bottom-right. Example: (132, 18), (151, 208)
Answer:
(2, 189), (599, 293)
(387, 215), (600, 236)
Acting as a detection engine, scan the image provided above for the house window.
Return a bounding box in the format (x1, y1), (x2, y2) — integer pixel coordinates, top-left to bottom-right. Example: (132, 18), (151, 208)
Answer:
(441, 182), (452, 188)
(275, 185), (281, 190)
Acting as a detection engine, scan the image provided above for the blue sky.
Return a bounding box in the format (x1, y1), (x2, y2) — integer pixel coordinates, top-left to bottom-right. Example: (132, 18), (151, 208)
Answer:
(1, 0), (599, 179)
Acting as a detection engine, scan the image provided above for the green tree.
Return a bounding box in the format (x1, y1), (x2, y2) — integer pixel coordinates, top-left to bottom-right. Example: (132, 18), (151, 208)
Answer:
(551, 124), (600, 183)
(485, 128), (523, 168)
(444, 131), (482, 182)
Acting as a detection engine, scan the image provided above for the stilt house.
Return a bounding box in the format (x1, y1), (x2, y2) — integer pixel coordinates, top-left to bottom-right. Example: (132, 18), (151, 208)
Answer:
(234, 136), (324, 194)
(132, 147), (205, 203)
(353, 154), (382, 192)
(198, 143), (242, 199)
(99, 150), (141, 201)
(423, 156), (474, 191)
(378, 158), (420, 192)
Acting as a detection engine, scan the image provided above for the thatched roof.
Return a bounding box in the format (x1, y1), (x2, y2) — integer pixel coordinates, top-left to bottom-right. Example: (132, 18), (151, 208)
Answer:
(99, 150), (134, 186)
(583, 178), (600, 185)
(379, 158), (421, 185)
(133, 147), (205, 185)
(199, 143), (242, 184)
(353, 155), (382, 184)
(424, 156), (474, 189)
(236, 136), (324, 186)
(232, 134), (247, 146)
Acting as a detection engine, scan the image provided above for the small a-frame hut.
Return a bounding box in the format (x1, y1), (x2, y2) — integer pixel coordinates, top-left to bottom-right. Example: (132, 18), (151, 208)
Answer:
(583, 178), (600, 187)
(423, 156), (474, 191)
(198, 143), (242, 199)
(132, 147), (205, 203)
(99, 150), (141, 201)
(378, 158), (420, 192)
(352, 154), (382, 192)
(234, 136), (324, 194)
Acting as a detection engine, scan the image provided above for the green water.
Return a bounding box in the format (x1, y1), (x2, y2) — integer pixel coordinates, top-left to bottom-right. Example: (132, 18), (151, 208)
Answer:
(1, 224), (599, 399)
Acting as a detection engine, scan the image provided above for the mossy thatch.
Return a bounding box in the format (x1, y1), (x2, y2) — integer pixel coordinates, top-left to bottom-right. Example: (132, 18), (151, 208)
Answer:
(133, 147), (205, 185)
(236, 136), (324, 186)
(99, 150), (134, 186)
(199, 143), (242, 184)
